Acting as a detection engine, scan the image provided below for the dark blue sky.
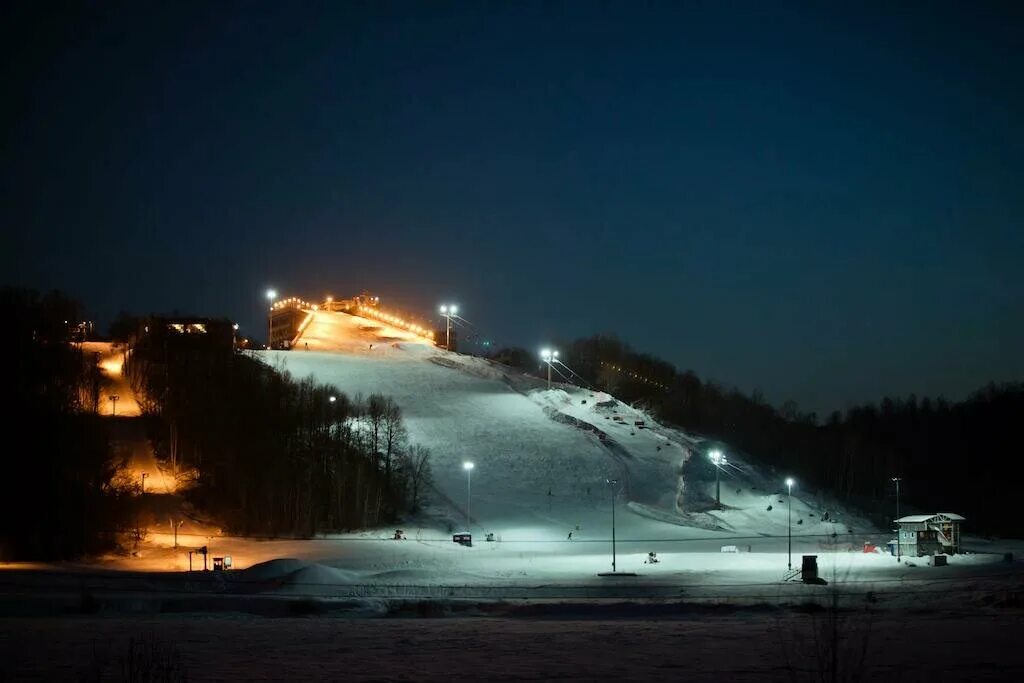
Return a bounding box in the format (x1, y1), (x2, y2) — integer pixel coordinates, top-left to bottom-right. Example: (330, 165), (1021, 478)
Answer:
(3, 1), (1022, 414)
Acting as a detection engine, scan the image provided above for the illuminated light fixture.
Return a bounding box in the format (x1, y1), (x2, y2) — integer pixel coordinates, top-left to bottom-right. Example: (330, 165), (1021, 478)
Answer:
(266, 288), (278, 348)
(540, 348), (559, 389)
(439, 304), (458, 351)
(709, 449), (727, 508)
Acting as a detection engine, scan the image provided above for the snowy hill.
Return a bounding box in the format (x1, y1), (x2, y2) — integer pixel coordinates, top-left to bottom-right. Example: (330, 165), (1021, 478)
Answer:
(268, 310), (874, 545)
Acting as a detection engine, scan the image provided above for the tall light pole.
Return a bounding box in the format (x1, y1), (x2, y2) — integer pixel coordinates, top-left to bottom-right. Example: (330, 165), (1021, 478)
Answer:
(439, 304), (458, 351)
(709, 449), (727, 508)
(607, 478), (618, 573)
(141, 472), (149, 494)
(540, 349), (559, 389)
(786, 477), (795, 570)
(108, 394), (119, 416)
(266, 289), (277, 349)
(892, 476), (902, 562)
(463, 461), (474, 531)
(172, 519), (183, 548)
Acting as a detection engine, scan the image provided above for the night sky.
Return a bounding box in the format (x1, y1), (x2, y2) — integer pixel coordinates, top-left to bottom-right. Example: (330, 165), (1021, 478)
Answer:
(3, 2), (1022, 414)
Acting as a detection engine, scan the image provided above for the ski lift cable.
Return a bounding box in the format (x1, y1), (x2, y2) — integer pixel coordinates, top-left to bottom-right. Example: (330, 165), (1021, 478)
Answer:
(556, 360), (588, 385)
(554, 359), (597, 391)
(548, 363), (576, 386)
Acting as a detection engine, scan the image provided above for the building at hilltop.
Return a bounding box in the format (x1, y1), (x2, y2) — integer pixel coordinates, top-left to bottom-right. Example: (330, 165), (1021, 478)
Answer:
(138, 317), (236, 353)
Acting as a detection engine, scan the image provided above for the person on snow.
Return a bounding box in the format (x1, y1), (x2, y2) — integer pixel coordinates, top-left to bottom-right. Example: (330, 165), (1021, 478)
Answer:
(567, 531), (573, 541)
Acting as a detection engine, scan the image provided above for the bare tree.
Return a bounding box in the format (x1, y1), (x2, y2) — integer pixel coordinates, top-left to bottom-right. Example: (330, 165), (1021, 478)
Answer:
(381, 399), (407, 483)
(405, 444), (432, 513)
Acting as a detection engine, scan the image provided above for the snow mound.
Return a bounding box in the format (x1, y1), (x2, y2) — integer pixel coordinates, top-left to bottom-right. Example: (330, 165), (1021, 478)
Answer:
(271, 563), (365, 595)
(243, 558), (310, 582)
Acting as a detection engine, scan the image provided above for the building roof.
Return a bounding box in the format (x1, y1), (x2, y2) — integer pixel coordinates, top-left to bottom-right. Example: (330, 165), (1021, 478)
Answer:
(895, 515), (935, 523)
(895, 513), (965, 523)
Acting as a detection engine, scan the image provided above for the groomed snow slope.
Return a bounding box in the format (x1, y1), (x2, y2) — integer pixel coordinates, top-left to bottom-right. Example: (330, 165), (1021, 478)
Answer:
(270, 310), (874, 545)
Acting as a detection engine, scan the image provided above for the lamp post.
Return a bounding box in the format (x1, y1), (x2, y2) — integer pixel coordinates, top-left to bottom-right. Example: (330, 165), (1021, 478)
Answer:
(439, 304), (458, 351)
(172, 519), (183, 548)
(892, 476), (902, 562)
(141, 472), (149, 494)
(709, 449), (727, 508)
(786, 477), (795, 570)
(232, 323), (239, 349)
(540, 349), (559, 389)
(463, 461), (474, 531)
(607, 478), (618, 573)
(266, 289), (277, 348)
(108, 394), (119, 416)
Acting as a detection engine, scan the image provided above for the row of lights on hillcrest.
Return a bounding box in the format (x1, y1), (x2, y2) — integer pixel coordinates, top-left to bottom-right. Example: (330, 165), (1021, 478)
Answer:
(264, 291), (560, 381)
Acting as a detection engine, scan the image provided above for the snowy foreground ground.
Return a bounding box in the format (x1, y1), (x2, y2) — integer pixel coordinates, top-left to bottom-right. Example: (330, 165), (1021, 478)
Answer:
(3, 609), (1023, 681)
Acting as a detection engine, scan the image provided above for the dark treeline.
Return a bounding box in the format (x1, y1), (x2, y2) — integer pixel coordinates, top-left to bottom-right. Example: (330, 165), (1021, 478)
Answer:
(0, 289), (125, 560)
(496, 335), (1020, 535)
(126, 328), (431, 536)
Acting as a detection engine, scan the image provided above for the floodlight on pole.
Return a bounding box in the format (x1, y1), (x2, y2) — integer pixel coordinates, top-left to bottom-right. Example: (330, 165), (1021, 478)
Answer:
(172, 519), (183, 548)
(540, 348), (560, 389)
(709, 449), (728, 508)
(439, 304), (459, 351)
(786, 477), (795, 570)
(606, 478), (619, 573)
(463, 461), (474, 532)
(266, 289), (278, 349)
(892, 477), (902, 561)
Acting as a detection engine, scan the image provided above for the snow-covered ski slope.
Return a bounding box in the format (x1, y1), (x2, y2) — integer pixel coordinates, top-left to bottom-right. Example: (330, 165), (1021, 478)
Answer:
(270, 310), (875, 543)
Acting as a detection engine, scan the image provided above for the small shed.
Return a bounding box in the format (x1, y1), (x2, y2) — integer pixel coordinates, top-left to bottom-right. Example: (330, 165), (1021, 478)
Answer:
(895, 513), (965, 557)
